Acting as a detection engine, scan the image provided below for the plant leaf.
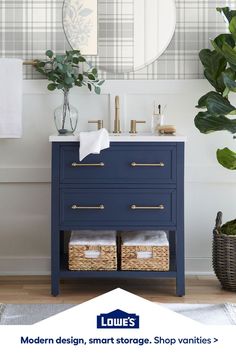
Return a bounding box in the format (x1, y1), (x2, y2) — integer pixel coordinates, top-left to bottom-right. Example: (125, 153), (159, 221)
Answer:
(55, 55), (65, 63)
(196, 91), (236, 114)
(206, 92), (236, 115)
(199, 49), (227, 92)
(194, 111), (236, 134)
(78, 56), (86, 62)
(46, 50), (53, 58)
(47, 83), (57, 91)
(65, 77), (74, 85)
(73, 57), (79, 64)
(212, 34), (235, 52)
(217, 148), (236, 169)
(196, 91), (222, 109)
(222, 42), (236, 64)
(88, 73), (95, 81)
(95, 86), (101, 95)
(217, 7), (236, 23)
(222, 71), (236, 92)
(98, 80), (105, 86)
(229, 16), (236, 40)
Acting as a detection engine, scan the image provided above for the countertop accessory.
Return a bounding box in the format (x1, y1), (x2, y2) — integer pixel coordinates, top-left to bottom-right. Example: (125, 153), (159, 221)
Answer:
(69, 230), (117, 271)
(113, 96), (121, 134)
(120, 231), (169, 271)
(129, 120), (146, 134)
(34, 49), (104, 135)
(151, 102), (166, 134)
(79, 128), (110, 161)
(158, 125), (176, 135)
(88, 120), (104, 130)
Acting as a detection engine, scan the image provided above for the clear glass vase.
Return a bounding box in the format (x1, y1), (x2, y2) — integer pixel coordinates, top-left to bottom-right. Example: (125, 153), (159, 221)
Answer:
(54, 90), (78, 135)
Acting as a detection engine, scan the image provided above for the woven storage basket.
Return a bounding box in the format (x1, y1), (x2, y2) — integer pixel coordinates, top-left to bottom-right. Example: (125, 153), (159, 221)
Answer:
(120, 231), (169, 271)
(69, 230), (117, 271)
(213, 212), (236, 292)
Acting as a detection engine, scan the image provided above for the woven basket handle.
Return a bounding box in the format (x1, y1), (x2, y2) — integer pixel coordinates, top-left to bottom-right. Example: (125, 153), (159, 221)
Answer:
(213, 211), (223, 235)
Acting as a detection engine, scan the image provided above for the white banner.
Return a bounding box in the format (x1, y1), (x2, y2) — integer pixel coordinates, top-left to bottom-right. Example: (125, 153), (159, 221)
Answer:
(0, 289), (236, 353)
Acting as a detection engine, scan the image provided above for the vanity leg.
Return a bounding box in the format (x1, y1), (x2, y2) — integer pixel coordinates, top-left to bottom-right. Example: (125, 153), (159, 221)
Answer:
(51, 228), (60, 296)
(51, 276), (60, 297)
(175, 229), (185, 297)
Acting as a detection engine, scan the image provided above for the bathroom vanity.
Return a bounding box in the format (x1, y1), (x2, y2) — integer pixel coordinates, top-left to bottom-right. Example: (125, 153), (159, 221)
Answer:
(50, 134), (186, 296)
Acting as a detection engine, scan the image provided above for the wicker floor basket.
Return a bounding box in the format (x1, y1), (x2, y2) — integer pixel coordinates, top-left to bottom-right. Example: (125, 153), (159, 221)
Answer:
(68, 231), (117, 271)
(213, 212), (236, 292)
(120, 231), (169, 271)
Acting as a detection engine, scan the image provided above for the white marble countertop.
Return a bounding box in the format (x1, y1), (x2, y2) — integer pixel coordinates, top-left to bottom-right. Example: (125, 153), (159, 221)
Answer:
(49, 133), (187, 142)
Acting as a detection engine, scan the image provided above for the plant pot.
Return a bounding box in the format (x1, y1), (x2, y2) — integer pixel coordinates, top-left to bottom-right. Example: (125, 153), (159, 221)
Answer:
(213, 211), (236, 292)
(54, 90), (78, 135)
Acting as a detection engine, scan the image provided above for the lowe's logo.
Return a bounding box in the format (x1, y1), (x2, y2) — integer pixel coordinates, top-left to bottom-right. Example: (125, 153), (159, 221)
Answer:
(97, 309), (139, 329)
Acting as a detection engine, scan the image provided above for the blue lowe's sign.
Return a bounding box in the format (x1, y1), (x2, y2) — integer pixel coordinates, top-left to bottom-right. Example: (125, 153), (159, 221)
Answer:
(97, 309), (139, 329)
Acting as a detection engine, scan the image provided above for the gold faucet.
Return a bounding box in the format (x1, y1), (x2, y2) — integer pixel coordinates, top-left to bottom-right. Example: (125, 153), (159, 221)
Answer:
(129, 120), (146, 134)
(113, 96), (121, 134)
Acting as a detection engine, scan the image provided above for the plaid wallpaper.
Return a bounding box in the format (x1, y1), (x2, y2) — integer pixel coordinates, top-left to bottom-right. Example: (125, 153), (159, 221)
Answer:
(0, 0), (234, 79)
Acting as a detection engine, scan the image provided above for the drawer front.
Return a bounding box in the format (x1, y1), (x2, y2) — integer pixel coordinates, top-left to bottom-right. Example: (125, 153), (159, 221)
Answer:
(60, 188), (176, 227)
(60, 144), (176, 184)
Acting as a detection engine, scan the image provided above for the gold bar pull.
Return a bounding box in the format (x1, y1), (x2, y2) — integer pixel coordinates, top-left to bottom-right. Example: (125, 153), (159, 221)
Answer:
(71, 162), (105, 167)
(131, 162), (165, 167)
(71, 204), (105, 210)
(131, 204), (164, 210)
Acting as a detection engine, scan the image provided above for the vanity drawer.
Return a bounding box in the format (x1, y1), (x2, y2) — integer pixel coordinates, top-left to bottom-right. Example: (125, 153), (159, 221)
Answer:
(60, 188), (176, 227)
(60, 144), (176, 184)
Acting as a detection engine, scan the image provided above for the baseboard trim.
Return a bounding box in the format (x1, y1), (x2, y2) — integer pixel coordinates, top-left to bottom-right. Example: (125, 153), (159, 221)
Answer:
(0, 256), (213, 276)
(0, 256), (50, 276)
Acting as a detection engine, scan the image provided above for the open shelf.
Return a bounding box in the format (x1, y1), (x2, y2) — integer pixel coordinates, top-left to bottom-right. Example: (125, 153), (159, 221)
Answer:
(60, 254), (177, 279)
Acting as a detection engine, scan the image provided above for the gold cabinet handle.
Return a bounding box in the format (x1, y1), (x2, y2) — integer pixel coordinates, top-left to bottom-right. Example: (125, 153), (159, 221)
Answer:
(131, 204), (164, 210)
(131, 162), (165, 167)
(71, 204), (105, 210)
(71, 162), (105, 167)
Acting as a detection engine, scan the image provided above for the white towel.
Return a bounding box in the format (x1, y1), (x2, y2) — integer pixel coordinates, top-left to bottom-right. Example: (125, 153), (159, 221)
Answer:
(0, 59), (23, 138)
(121, 231), (169, 246)
(79, 128), (110, 161)
(70, 230), (116, 246)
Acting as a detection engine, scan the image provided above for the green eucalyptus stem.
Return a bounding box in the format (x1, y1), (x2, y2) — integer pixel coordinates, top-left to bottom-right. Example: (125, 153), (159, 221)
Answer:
(62, 89), (69, 131)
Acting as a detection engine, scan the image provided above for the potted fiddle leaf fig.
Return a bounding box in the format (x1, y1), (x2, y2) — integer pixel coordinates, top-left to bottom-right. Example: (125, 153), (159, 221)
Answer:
(195, 6), (236, 170)
(35, 49), (104, 135)
(195, 6), (236, 291)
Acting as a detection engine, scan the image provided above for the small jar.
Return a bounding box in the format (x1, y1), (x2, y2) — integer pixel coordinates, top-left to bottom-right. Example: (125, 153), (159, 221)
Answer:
(151, 114), (164, 134)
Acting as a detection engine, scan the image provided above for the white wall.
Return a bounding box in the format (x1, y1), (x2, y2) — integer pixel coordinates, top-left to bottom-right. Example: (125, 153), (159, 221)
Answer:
(0, 79), (236, 275)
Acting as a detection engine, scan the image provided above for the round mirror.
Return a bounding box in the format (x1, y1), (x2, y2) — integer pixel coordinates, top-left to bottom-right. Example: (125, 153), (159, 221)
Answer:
(63, 0), (176, 74)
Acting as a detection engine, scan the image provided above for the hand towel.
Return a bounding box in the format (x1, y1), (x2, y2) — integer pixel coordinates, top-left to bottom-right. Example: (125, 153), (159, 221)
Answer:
(0, 59), (23, 138)
(121, 230), (169, 246)
(70, 230), (116, 246)
(79, 128), (110, 161)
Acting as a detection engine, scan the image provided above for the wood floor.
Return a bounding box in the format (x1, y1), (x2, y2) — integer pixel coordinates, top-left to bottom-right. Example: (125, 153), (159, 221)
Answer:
(0, 276), (236, 304)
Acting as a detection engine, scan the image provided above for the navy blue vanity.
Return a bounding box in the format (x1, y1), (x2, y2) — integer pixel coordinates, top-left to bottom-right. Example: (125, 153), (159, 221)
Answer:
(50, 135), (186, 296)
